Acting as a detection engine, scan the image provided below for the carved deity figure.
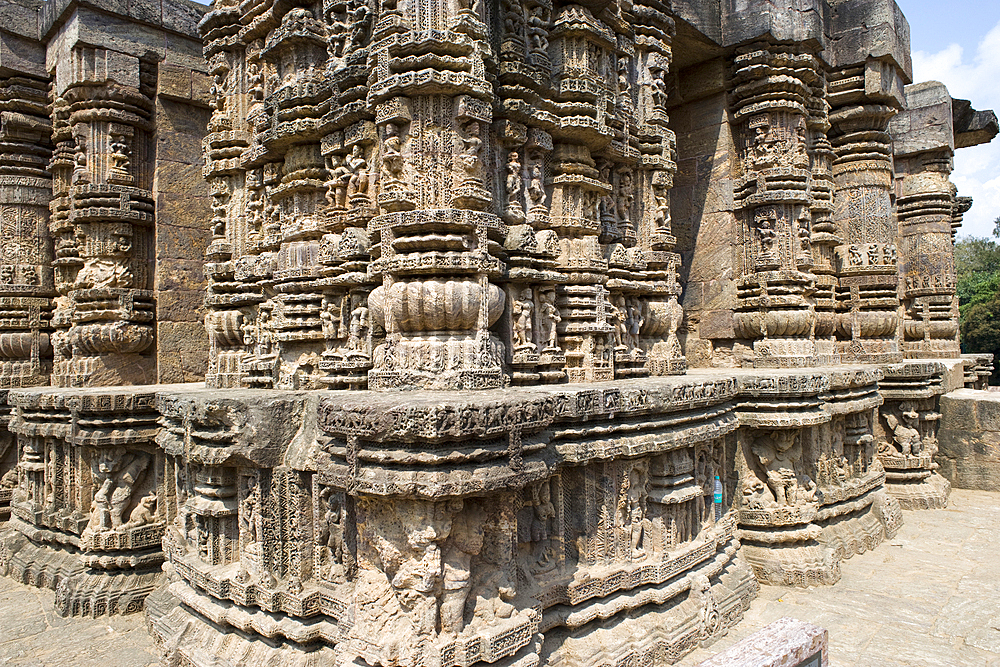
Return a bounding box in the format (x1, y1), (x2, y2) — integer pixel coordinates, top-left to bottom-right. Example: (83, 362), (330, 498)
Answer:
(751, 431), (814, 507)
(512, 289), (535, 350)
(885, 405), (922, 456)
(539, 290), (560, 350)
(87, 448), (151, 533)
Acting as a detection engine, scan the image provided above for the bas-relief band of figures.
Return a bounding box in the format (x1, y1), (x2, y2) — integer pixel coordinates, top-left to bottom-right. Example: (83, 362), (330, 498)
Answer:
(0, 0), (997, 666)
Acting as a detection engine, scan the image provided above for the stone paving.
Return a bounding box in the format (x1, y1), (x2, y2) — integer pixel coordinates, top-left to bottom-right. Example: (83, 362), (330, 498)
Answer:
(684, 489), (1000, 667)
(0, 489), (998, 666)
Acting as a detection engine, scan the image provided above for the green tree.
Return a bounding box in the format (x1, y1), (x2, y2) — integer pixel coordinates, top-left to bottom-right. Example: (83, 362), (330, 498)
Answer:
(956, 235), (1000, 383)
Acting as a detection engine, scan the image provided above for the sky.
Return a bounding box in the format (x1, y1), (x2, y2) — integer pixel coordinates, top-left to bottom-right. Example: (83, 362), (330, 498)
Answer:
(899, 0), (1000, 239)
(187, 0), (1000, 237)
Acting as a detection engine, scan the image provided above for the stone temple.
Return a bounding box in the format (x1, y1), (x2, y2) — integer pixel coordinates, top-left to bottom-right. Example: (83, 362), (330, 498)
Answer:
(0, 0), (996, 664)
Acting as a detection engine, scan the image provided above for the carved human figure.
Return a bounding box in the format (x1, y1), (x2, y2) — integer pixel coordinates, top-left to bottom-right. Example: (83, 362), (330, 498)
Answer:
(440, 501), (485, 636)
(539, 290), (560, 350)
(617, 171), (634, 229)
(381, 122), (404, 187)
(527, 6), (548, 53)
(751, 430), (808, 507)
(627, 298), (643, 350)
(617, 57), (630, 100)
(247, 59), (264, 102)
(320, 297), (340, 350)
(241, 470), (261, 546)
(867, 243), (879, 266)
(343, 0), (372, 55)
(527, 163), (545, 210)
(653, 180), (670, 232)
(649, 67), (667, 109)
(88, 448), (150, 533)
(885, 405), (922, 456)
(750, 116), (778, 167)
(346, 145), (370, 199)
(610, 296), (627, 349)
(348, 305), (369, 352)
(320, 490), (354, 579)
(459, 120), (483, 185)
(755, 208), (777, 255)
(327, 154), (350, 209)
(108, 132), (131, 182)
(528, 480), (556, 572)
(848, 244), (862, 266)
(797, 209), (811, 254)
(72, 132), (90, 184)
(506, 151), (524, 219)
(391, 514), (452, 636)
(626, 465), (648, 560)
(512, 289), (535, 350)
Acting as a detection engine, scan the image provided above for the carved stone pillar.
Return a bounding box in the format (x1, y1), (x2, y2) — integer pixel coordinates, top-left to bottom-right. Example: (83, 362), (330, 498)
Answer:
(0, 48), (54, 519)
(890, 82), (999, 360)
(828, 58), (905, 364)
(365, 0), (506, 391)
(730, 44), (820, 368)
(50, 49), (157, 387)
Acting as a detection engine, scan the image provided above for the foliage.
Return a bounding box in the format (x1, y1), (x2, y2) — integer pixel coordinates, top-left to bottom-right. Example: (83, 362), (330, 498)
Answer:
(956, 234), (1000, 378)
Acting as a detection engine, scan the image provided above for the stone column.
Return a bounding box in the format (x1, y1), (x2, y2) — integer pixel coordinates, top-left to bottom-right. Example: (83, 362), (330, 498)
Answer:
(730, 43), (820, 368)
(827, 57), (905, 364)
(0, 2), (54, 520)
(49, 47), (157, 387)
(890, 82), (999, 360)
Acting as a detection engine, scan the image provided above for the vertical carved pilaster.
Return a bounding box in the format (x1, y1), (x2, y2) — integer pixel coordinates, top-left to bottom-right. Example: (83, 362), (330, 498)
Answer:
(731, 43), (819, 367)
(50, 49), (157, 387)
(828, 58), (904, 364)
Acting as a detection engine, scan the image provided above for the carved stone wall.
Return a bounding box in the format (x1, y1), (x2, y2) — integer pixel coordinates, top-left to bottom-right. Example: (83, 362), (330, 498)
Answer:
(146, 378), (757, 667)
(0, 0), (998, 666)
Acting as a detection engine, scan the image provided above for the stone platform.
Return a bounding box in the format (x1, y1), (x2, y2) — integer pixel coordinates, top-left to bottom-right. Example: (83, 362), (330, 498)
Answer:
(4, 489), (998, 667)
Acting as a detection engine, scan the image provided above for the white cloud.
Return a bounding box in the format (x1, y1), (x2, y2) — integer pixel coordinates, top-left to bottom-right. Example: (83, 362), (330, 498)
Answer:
(912, 21), (1000, 238)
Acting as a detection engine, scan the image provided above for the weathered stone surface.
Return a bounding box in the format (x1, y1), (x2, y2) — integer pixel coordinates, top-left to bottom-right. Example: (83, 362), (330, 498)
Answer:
(939, 389), (1000, 492)
(0, 2), (997, 667)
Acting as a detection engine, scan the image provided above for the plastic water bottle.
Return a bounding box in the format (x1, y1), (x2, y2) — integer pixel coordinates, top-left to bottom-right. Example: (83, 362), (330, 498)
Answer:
(713, 475), (723, 521)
